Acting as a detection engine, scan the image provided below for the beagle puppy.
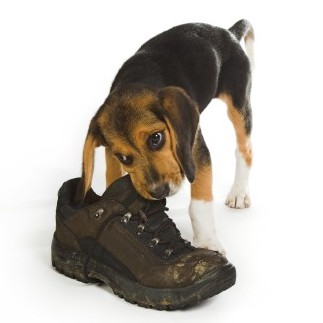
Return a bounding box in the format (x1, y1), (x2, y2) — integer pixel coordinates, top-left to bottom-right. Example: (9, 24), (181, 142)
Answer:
(75, 20), (254, 254)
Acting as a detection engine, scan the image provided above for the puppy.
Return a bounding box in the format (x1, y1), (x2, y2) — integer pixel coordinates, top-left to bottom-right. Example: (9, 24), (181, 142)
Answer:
(75, 20), (254, 254)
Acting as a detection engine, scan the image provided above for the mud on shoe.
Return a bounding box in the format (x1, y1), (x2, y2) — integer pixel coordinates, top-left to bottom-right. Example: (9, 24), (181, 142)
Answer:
(52, 175), (236, 310)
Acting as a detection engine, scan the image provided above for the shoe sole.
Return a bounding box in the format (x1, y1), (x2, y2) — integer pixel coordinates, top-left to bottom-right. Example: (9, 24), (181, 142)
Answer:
(51, 236), (236, 310)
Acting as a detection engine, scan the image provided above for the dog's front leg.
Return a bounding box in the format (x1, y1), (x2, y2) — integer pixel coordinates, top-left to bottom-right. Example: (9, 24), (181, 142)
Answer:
(189, 132), (226, 255)
(105, 148), (124, 187)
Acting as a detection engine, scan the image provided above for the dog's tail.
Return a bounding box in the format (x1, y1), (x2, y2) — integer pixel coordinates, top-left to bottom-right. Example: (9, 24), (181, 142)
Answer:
(229, 19), (255, 71)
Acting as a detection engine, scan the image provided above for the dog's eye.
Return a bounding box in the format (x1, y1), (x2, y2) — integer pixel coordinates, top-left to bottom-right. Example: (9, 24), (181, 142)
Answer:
(115, 153), (133, 165)
(148, 132), (165, 151)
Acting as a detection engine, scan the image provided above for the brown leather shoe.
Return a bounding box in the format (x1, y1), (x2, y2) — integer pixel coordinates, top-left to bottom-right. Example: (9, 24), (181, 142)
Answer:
(52, 175), (236, 310)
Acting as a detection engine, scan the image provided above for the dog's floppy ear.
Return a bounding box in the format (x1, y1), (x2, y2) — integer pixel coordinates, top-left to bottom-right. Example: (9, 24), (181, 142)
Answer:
(74, 119), (103, 205)
(158, 86), (200, 183)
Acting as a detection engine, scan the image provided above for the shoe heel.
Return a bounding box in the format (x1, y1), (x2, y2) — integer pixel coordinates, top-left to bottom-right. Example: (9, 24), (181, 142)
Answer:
(51, 235), (99, 284)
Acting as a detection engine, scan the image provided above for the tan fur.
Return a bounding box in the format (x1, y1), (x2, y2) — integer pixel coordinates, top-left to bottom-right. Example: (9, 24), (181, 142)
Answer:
(94, 95), (183, 199)
(105, 136), (136, 157)
(191, 164), (213, 201)
(132, 123), (166, 147)
(105, 148), (124, 187)
(219, 93), (253, 166)
(82, 133), (100, 194)
(161, 86), (189, 110)
(125, 91), (156, 108)
(163, 117), (182, 169)
(145, 129), (183, 190)
(118, 126), (182, 199)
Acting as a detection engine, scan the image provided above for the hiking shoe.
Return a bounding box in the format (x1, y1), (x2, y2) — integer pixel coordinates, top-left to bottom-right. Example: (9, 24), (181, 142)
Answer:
(51, 175), (236, 310)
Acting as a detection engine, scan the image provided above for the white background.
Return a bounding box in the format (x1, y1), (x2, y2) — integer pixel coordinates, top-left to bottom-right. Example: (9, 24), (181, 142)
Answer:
(1, 0), (322, 322)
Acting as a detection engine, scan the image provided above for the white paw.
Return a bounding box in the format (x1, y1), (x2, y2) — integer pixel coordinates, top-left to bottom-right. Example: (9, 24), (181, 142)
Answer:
(225, 189), (251, 209)
(193, 236), (226, 256)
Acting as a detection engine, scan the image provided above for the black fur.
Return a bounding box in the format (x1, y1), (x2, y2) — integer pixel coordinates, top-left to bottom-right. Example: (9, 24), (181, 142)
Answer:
(229, 19), (254, 42)
(157, 87), (199, 182)
(77, 20), (254, 201)
(111, 22), (252, 118)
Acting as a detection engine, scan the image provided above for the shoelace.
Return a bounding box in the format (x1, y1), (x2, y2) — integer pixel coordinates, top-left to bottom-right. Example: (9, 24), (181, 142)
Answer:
(121, 202), (193, 259)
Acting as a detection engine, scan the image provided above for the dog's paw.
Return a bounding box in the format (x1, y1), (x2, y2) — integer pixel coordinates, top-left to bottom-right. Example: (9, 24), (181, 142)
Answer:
(193, 236), (226, 256)
(226, 189), (251, 209)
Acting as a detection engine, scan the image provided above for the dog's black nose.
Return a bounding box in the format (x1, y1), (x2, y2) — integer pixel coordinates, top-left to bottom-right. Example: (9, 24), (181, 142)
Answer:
(150, 184), (170, 199)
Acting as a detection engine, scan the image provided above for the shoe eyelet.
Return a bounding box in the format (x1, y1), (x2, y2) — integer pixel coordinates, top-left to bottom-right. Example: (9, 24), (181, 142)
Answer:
(93, 208), (104, 220)
(163, 249), (173, 259)
(121, 212), (132, 224)
(149, 237), (159, 247)
(137, 224), (145, 235)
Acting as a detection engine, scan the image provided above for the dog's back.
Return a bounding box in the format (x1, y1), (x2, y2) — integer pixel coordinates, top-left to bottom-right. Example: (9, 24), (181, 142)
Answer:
(111, 21), (253, 111)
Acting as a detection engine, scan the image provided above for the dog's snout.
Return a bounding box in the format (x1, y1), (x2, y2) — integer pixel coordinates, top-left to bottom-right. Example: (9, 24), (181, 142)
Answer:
(150, 183), (170, 199)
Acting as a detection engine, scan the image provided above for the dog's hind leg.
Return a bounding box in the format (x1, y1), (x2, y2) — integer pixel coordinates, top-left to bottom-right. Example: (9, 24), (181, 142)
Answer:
(219, 90), (253, 209)
(217, 24), (254, 209)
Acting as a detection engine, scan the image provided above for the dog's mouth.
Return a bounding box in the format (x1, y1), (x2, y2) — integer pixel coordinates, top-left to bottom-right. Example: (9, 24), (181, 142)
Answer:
(148, 181), (182, 200)
(130, 171), (184, 200)
(133, 181), (181, 200)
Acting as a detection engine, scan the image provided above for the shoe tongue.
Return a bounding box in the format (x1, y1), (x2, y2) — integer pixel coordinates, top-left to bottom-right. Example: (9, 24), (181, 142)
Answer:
(101, 174), (167, 215)
(101, 174), (140, 206)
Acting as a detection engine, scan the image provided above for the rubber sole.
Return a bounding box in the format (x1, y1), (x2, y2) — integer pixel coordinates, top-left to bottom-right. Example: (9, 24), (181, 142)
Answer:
(51, 236), (236, 310)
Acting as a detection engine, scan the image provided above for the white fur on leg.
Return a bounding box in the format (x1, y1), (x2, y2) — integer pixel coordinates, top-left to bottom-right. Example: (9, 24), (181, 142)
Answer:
(226, 149), (251, 209)
(189, 199), (226, 255)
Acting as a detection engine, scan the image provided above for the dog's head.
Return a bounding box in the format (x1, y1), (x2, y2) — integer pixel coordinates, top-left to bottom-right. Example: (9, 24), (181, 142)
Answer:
(76, 85), (200, 202)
